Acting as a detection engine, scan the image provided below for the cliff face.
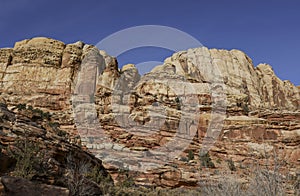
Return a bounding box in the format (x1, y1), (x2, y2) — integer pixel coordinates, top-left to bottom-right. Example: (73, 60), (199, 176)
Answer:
(0, 37), (299, 191)
(0, 38), (298, 111)
(0, 38), (112, 194)
(159, 48), (299, 111)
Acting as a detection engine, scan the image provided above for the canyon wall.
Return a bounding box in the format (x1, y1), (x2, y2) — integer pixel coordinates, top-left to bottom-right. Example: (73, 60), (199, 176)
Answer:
(0, 37), (299, 192)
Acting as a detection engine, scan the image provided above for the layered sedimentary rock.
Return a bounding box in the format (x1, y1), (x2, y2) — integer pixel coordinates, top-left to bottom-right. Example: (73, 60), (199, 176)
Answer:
(0, 97), (112, 195)
(0, 37), (299, 191)
(0, 38), (298, 111)
(91, 47), (299, 191)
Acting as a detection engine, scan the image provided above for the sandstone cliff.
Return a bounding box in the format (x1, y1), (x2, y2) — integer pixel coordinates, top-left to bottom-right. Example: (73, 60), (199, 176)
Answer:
(0, 38), (298, 113)
(0, 37), (299, 194)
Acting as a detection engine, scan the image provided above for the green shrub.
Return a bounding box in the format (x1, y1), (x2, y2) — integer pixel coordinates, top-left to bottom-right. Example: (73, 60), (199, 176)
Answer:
(41, 111), (51, 119)
(18, 104), (51, 120)
(16, 103), (26, 110)
(48, 122), (60, 130)
(188, 150), (194, 161)
(48, 122), (67, 137)
(179, 156), (189, 162)
(175, 97), (181, 110)
(7, 137), (44, 179)
(242, 104), (250, 114)
(32, 108), (51, 120)
(227, 158), (236, 171)
(88, 166), (110, 185)
(199, 152), (215, 168)
(116, 168), (136, 188)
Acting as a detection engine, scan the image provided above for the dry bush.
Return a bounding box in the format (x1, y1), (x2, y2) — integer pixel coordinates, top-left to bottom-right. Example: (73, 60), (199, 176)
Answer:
(147, 187), (202, 196)
(65, 154), (94, 196)
(200, 175), (246, 196)
(200, 168), (284, 196)
(112, 186), (203, 196)
(247, 167), (284, 196)
(200, 149), (286, 196)
(65, 154), (113, 196)
(246, 148), (285, 196)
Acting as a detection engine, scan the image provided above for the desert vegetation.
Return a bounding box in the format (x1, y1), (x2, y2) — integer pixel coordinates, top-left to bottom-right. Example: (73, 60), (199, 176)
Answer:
(5, 139), (298, 196)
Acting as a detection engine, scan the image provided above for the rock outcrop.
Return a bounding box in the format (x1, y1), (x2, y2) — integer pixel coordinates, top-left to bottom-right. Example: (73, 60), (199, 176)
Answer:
(0, 37), (299, 193)
(156, 48), (299, 111)
(0, 93), (112, 195)
(0, 176), (69, 196)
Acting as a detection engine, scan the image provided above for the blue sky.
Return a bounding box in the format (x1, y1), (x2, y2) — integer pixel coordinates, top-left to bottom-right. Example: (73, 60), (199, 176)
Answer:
(1, 0), (299, 85)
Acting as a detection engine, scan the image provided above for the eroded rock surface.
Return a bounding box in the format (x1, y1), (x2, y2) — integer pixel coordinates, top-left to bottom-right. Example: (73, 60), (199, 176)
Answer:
(0, 37), (299, 192)
(0, 95), (112, 195)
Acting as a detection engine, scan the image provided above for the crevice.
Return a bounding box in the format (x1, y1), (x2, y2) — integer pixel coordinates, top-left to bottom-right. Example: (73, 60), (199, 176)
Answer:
(7, 55), (12, 66)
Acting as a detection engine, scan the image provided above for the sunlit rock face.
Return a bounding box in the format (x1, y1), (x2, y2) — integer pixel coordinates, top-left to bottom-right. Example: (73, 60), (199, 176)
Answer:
(0, 37), (299, 191)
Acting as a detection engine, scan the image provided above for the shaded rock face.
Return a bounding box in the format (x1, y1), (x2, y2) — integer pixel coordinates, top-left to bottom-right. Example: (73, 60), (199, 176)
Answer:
(0, 37), (299, 190)
(0, 98), (112, 194)
(0, 176), (69, 196)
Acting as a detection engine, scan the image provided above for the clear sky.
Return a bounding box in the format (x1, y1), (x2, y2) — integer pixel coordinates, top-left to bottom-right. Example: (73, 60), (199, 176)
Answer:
(1, 0), (299, 85)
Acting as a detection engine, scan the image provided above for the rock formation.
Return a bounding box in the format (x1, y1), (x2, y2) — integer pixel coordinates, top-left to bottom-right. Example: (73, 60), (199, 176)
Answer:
(0, 37), (299, 194)
(0, 176), (69, 196)
(0, 83), (112, 195)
